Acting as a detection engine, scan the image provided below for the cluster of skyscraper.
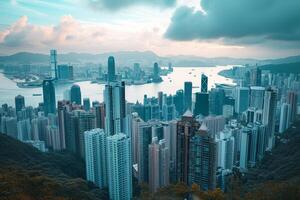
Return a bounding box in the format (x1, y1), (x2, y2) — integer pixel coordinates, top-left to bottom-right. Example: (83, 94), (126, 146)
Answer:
(0, 57), (299, 198)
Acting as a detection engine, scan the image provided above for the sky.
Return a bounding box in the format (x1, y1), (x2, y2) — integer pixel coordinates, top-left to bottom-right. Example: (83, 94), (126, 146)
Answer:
(0, 0), (300, 59)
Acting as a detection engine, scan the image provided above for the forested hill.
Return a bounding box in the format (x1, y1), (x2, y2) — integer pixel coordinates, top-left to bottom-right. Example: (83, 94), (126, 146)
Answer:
(0, 134), (109, 200)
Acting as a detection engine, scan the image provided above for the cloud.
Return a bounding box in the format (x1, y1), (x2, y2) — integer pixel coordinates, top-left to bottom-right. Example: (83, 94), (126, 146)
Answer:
(165, 0), (300, 44)
(87, 0), (176, 11)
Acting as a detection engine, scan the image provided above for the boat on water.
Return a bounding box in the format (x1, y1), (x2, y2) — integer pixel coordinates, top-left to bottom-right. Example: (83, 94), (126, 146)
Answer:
(32, 94), (42, 96)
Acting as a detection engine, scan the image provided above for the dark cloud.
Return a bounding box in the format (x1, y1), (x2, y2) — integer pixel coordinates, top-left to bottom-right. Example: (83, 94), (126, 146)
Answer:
(87, 0), (176, 11)
(165, 0), (300, 44)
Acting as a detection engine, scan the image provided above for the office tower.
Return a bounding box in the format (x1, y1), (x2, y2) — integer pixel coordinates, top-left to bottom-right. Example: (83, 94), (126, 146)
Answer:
(57, 100), (72, 150)
(279, 103), (291, 133)
(138, 122), (153, 183)
(287, 91), (298, 123)
(249, 86), (265, 109)
(70, 84), (82, 105)
(78, 111), (96, 159)
(65, 110), (80, 154)
(209, 88), (225, 115)
(248, 125), (258, 167)
(107, 133), (132, 200)
(239, 127), (251, 169)
(216, 130), (235, 170)
(47, 125), (61, 151)
(5, 117), (18, 138)
(250, 67), (262, 86)
(50, 49), (57, 79)
(152, 122), (164, 141)
(194, 92), (209, 117)
(104, 81), (126, 136)
(201, 74), (208, 93)
(15, 95), (25, 113)
(31, 115), (48, 141)
(184, 82), (192, 111)
(176, 110), (200, 184)
(158, 91), (163, 110)
(234, 87), (249, 113)
(57, 65), (74, 80)
(93, 103), (105, 129)
(189, 123), (217, 190)
(151, 104), (160, 120)
(17, 119), (31, 141)
(108, 56), (116, 82)
(256, 123), (268, 160)
(84, 129), (107, 188)
(173, 89), (184, 116)
(262, 87), (277, 150)
(162, 103), (176, 121)
(43, 79), (56, 116)
(201, 115), (226, 137)
(149, 138), (170, 193)
(83, 98), (91, 111)
(130, 113), (143, 164)
(223, 105), (234, 118)
(152, 62), (161, 82)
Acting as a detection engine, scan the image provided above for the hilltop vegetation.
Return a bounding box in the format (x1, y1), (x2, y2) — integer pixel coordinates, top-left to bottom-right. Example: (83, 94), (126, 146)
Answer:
(0, 134), (109, 200)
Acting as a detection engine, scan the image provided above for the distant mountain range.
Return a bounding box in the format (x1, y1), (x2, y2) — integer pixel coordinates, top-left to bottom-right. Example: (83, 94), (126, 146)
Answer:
(1, 51), (300, 67)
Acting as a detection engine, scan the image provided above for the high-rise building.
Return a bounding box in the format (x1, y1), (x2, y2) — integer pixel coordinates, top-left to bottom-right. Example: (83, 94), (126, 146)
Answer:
(43, 79), (56, 116)
(209, 88), (225, 115)
(46, 125), (61, 151)
(149, 138), (170, 193)
(93, 103), (105, 129)
(176, 110), (200, 184)
(194, 92), (209, 117)
(250, 67), (262, 86)
(249, 86), (265, 110)
(83, 98), (91, 111)
(107, 133), (132, 200)
(108, 56), (116, 82)
(104, 81), (126, 136)
(15, 95), (25, 113)
(50, 49), (57, 79)
(287, 91), (298, 123)
(84, 129), (107, 188)
(189, 123), (217, 190)
(152, 62), (162, 82)
(138, 121), (153, 183)
(57, 64), (73, 80)
(234, 87), (249, 113)
(262, 87), (277, 150)
(70, 84), (82, 105)
(279, 103), (291, 133)
(17, 119), (31, 141)
(201, 74), (208, 93)
(173, 89), (184, 116)
(78, 111), (96, 159)
(184, 82), (192, 111)
(216, 130), (235, 170)
(239, 127), (251, 170)
(57, 100), (72, 150)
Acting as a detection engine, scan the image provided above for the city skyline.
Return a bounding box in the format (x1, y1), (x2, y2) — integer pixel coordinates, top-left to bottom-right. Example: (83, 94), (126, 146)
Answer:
(0, 0), (300, 58)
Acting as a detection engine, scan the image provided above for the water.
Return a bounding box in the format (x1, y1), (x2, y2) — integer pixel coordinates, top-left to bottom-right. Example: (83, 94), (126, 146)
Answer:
(0, 66), (235, 107)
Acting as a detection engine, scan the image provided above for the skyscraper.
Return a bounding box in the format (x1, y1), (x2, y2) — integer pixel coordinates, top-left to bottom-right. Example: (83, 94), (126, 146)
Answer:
(84, 128), (107, 188)
(70, 84), (82, 105)
(107, 133), (132, 200)
(173, 89), (184, 116)
(287, 91), (298, 123)
(176, 110), (200, 184)
(43, 79), (56, 116)
(83, 98), (91, 111)
(249, 86), (265, 110)
(194, 92), (209, 117)
(234, 87), (249, 113)
(279, 103), (291, 133)
(50, 49), (57, 79)
(152, 62), (162, 82)
(250, 67), (262, 86)
(209, 88), (225, 115)
(184, 82), (192, 111)
(201, 74), (208, 93)
(262, 87), (277, 149)
(189, 123), (217, 190)
(15, 95), (25, 113)
(108, 56), (116, 82)
(148, 138), (170, 193)
(104, 81), (126, 136)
